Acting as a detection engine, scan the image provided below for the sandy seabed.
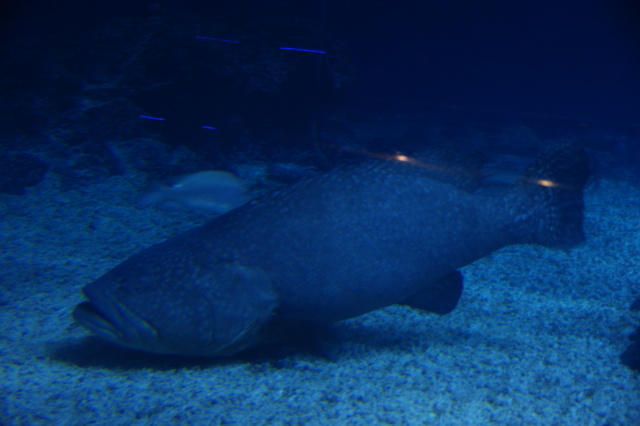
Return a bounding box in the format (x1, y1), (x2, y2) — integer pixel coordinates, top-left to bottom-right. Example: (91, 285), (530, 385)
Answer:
(1, 171), (639, 425)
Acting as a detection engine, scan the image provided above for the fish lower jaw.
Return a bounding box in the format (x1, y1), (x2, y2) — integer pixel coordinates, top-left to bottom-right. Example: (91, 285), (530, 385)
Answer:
(73, 302), (126, 345)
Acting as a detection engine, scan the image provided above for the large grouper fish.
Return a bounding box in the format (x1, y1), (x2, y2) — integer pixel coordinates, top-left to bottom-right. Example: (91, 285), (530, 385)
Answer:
(74, 143), (589, 357)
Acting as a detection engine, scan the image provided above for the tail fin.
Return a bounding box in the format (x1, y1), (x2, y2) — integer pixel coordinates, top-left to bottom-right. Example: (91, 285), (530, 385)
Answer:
(135, 183), (166, 209)
(516, 142), (590, 248)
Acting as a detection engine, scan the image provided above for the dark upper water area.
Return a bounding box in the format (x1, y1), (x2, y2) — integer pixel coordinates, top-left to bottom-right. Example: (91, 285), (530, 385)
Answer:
(1, 0), (639, 196)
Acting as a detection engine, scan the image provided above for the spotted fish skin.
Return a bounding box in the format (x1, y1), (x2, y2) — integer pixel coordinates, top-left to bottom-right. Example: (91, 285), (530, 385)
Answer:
(74, 143), (589, 357)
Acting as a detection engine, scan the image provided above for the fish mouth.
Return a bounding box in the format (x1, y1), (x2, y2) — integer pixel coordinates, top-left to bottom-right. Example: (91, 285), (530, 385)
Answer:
(73, 301), (127, 345)
(73, 288), (159, 351)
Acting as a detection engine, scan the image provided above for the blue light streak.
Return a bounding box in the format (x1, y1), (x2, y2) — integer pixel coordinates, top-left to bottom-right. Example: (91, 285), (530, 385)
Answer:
(196, 36), (240, 43)
(201, 126), (217, 130)
(139, 115), (166, 121)
(279, 47), (326, 54)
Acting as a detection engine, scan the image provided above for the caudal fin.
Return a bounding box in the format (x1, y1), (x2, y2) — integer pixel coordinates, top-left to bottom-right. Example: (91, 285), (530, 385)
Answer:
(135, 183), (167, 209)
(517, 142), (590, 248)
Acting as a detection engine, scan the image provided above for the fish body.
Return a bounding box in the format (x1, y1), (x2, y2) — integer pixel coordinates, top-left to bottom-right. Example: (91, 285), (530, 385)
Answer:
(74, 143), (589, 357)
(136, 170), (248, 213)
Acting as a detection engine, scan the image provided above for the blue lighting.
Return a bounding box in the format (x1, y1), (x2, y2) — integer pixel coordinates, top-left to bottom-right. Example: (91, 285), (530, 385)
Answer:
(279, 47), (326, 54)
(196, 36), (240, 43)
(139, 115), (166, 121)
(201, 126), (217, 130)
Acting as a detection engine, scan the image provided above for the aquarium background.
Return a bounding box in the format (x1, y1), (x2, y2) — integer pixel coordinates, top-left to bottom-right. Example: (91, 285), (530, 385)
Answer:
(1, 0), (640, 424)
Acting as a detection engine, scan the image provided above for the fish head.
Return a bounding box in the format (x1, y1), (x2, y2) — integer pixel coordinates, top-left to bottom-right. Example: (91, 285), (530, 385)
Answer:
(73, 257), (278, 357)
